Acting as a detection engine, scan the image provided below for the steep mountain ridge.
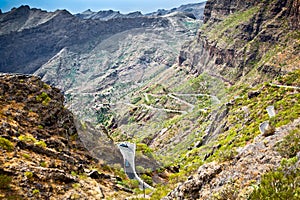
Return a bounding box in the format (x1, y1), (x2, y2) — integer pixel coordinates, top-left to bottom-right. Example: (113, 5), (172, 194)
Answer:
(179, 0), (300, 84)
(0, 5), (63, 35)
(204, 0), (299, 27)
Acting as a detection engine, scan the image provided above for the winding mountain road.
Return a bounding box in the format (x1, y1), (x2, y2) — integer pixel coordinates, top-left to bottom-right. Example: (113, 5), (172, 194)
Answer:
(142, 103), (188, 114)
(269, 83), (300, 90)
(168, 93), (195, 112)
(141, 92), (220, 114)
(171, 93), (221, 104)
(117, 142), (154, 190)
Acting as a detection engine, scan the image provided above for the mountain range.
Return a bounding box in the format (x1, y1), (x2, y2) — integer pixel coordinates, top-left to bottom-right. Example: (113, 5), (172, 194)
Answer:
(76, 2), (206, 20)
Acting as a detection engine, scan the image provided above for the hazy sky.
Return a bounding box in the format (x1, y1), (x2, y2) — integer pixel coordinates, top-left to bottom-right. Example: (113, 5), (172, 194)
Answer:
(0, 0), (205, 14)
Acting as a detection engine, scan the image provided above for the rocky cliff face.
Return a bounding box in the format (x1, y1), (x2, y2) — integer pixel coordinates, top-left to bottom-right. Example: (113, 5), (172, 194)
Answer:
(203, 0), (256, 23)
(0, 74), (131, 199)
(179, 0), (300, 84)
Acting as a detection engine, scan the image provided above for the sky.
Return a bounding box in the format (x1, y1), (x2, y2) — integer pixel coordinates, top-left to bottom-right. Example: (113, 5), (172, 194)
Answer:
(0, 0), (205, 14)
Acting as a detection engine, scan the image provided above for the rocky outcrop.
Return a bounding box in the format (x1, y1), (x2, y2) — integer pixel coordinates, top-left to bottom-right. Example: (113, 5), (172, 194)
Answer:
(0, 74), (127, 199)
(179, 0), (300, 84)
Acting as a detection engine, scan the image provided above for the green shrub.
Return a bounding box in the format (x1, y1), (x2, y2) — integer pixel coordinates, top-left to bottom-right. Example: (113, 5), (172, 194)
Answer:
(40, 161), (47, 167)
(37, 125), (44, 129)
(250, 157), (300, 199)
(42, 96), (51, 105)
(131, 97), (142, 104)
(96, 107), (112, 126)
(32, 189), (40, 195)
(0, 174), (12, 189)
(36, 92), (48, 101)
(217, 148), (237, 162)
(71, 171), (77, 177)
(141, 174), (153, 186)
(72, 183), (80, 189)
(43, 83), (51, 89)
(0, 137), (14, 151)
(22, 153), (31, 160)
(123, 179), (140, 189)
(136, 166), (145, 174)
(128, 116), (135, 124)
(36, 92), (51, 105)
(18, 135), (37, 144)
(276, 127), (300, 158)
(149, 184), (170, 200)
(211, 182), (239, 200)
(129, 179), (140, 189)
(277, 69), (300, 86)
(136, 143), (154, 158)
(24, 171), (33, 179)
(34, 140), (47, 148)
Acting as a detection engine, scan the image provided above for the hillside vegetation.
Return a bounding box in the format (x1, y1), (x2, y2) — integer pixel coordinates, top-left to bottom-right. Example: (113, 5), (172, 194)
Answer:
(0, 0), (299, 199)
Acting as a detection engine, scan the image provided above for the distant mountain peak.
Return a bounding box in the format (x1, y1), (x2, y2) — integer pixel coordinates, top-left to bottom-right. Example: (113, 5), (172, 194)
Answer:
(54, 9), (72, 16)
(17, 5), (30, 10)
(9, 5), (31, 15)
(81, 9), (93, 14)
(146, 2), (206, 19)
